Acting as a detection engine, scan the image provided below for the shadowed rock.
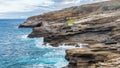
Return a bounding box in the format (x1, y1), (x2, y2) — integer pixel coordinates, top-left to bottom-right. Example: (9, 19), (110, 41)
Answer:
(19, 0), (120, 46)
(65, 44), (120, 68)
(19, 0), (120, 67)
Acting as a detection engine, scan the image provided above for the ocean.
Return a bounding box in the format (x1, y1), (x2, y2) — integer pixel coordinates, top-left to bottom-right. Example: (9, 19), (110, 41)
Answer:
(0, 19), (75, 68)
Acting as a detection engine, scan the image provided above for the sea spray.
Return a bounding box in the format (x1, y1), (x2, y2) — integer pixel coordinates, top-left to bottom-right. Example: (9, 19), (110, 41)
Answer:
(20, 34), (89, 68)
(21, 35), (28, 39)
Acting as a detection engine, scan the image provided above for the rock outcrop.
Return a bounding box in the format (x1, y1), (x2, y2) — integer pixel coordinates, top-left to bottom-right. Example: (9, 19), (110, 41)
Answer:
(19, 0), (120, 46)
(65, 44), (120, 68)
(19, 0), (120, 67)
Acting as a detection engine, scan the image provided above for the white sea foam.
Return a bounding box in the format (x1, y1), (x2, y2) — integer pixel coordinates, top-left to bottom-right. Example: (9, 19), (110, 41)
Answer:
(33, 38), (90, 68)
(35, 39), (88, 49)
(57, 43), (88, 49)
(58, 45), (76, 49)
(21, 35), (28, 39)
(33, 38), (89, 68)
(43, 48), (66, 57)
(35, 42), (77, 49)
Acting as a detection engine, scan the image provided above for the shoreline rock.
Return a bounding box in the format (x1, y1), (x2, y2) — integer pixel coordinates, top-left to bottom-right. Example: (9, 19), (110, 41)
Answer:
(19, 0), (120, 67)
(65, 44), (120, 68)
(19, 0), (120, 46)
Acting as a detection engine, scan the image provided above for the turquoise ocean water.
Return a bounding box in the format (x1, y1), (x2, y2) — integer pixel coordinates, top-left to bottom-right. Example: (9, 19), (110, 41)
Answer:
(0, 19), (73, 68)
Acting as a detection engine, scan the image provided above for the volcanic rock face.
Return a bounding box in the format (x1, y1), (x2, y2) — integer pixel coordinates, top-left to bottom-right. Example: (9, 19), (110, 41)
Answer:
(19, 0), (120, 46)
(19, 0), (120, 67)
(65, 44), (120, 68)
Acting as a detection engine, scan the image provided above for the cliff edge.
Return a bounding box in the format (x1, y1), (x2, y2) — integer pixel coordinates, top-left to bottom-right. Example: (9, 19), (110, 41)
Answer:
(19, 0), (120, 67)
(19, 0), (120, 46)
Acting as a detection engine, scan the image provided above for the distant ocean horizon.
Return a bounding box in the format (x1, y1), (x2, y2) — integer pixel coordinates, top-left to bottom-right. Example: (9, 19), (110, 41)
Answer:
(0, 1), (108, 68)
(0, 0), (107, 19)
(0, 19), (78, 68)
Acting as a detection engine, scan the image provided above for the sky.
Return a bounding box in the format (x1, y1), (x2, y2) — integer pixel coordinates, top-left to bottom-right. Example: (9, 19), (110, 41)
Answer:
(0, 0), (106, 19)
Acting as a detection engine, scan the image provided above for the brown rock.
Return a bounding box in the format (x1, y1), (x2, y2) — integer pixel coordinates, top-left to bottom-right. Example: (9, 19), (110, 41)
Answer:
(19, 0), (120, 46)
(18, 0), (120, 67)
(65, 44), (120, 68)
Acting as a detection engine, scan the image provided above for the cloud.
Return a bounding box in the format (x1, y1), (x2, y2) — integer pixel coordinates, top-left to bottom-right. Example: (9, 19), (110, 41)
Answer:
(51, 0), (105, 9)
(0, 0), (54, 13)
(54, 0), (80, 5)
(52, 0), (81, 7)
(53, 0), (108, 5)
(0, 0), (106, 19)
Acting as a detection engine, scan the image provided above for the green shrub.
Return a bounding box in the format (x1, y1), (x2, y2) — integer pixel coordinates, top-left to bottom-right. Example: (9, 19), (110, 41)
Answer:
(66, 19), (75, 25)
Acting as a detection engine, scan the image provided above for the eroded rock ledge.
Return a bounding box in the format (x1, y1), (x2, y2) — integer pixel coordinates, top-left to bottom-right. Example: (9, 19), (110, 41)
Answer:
(19, 0), (120, 46)
(19, 0), (120, 67)
(65, 44), (120, 68)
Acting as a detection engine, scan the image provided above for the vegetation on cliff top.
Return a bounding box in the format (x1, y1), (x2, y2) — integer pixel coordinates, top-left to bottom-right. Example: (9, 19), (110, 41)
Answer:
(66, 19), (75, 25)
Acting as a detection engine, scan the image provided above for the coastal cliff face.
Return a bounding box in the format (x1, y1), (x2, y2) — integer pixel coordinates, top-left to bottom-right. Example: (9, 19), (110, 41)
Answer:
(19, 0), (120, 67)
(19, 0), (120, 46)
(65, 44), (120, 68)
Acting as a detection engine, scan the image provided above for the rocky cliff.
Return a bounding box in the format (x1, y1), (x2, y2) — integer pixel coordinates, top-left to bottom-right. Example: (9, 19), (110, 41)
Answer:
(19, 0), (120, 67)
(65, 44), (120, 68)
(19, 0), (120, 46)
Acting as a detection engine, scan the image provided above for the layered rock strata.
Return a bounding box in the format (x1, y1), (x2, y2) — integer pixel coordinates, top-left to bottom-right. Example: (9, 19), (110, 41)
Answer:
(65, 44), (120, 68)
(19, 0), (120, 46)
(19, 0), (120, 68)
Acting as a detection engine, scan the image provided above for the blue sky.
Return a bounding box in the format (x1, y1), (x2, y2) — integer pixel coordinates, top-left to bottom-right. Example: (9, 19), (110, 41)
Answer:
(0, 0), (107, 19)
